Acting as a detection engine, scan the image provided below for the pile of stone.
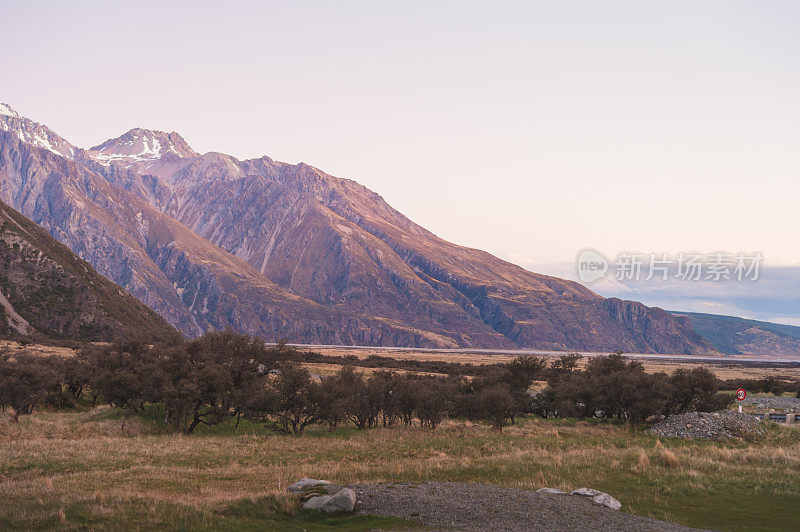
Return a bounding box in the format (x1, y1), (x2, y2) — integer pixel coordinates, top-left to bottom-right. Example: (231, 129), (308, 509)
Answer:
(288, 478), (356, 513)
(647, 410), (762, 440)
(742, 395), (800, 413)
(536, 487), (622, 510)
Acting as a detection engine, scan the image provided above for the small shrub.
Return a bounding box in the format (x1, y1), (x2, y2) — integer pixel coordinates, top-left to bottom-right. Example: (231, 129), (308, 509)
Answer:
(0, 353), (62, 421)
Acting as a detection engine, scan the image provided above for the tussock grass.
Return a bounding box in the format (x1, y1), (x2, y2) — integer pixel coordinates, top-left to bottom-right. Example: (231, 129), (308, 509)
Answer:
(1, 408), (799, 530)
(654, 439), (682, 469)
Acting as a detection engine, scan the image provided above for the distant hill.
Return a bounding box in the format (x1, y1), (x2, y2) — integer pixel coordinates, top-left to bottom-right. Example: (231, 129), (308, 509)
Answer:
(0, 199), (179, 343)
(673, 311), (800, 358)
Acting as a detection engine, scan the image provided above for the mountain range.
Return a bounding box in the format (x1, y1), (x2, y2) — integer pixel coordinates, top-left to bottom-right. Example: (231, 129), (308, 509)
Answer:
(1, 101), (786, 356)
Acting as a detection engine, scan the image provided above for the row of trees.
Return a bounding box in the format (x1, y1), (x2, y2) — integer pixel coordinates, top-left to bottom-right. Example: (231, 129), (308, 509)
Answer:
(535, 354), (733, 422)
(719, 376), (800, 396)
(257, 354), (549, 433)
(1, 332), (765, 431)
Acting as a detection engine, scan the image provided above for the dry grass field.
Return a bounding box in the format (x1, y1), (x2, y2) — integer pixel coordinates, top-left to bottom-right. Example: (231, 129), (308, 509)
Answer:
(0, 341), (76, 359)
(311, 346), (800, 381)
(1, 405), (799, 531)
(301, 362), (447, 379)
(3, 342), (798, 530)
(5, 339), (798, 381)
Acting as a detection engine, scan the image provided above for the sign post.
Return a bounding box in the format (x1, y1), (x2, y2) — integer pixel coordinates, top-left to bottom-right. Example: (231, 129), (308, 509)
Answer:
(736, 388), (746, 413)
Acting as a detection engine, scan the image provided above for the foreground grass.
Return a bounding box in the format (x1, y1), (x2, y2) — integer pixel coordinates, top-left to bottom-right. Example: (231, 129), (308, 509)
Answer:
(1, 408), (799, 531)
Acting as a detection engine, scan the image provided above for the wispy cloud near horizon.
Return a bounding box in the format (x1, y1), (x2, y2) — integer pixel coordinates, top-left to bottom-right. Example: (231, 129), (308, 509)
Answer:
(500, 251), (800, 327)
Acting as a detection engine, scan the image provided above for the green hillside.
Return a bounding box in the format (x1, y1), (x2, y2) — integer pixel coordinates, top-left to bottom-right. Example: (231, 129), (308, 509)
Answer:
(0, 200), (179, 344)
(673, 311), (800, 356)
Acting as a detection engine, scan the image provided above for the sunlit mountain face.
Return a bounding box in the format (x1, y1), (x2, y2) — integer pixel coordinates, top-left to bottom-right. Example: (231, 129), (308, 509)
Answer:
(0, 102), (734, 354)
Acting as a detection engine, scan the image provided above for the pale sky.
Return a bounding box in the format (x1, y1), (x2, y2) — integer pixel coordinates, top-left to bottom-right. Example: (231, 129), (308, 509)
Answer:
(2, 1), (799, 321)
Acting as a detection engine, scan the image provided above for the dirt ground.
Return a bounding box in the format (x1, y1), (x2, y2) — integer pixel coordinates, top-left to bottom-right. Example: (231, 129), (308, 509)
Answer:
(338, 481), (700, 531)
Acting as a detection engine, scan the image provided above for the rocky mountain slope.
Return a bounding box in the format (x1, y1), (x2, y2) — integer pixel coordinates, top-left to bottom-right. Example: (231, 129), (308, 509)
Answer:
(0, 199), (178, 343)
(0, 128), (438, 346)
(673, 312), (800, 358)
(0, 102), (717, 353)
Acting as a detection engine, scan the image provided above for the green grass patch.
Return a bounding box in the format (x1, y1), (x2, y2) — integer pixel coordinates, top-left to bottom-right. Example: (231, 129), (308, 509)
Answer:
(3, 410), (799, 531)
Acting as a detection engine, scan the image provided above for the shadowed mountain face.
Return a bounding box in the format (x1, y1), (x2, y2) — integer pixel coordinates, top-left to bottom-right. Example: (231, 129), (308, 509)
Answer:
(0, 199), (178, 343)
(0, 103), (717, 353)
(673, 312), (800, 358)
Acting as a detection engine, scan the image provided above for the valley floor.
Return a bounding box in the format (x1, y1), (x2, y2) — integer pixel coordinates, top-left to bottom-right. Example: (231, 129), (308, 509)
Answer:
(1, 408), (799, 531)
(306, 345), (800, 380)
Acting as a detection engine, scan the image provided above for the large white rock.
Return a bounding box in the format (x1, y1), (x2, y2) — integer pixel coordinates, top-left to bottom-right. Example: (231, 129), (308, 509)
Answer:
(288, 478), (330, 492)
(592, 492), (622, 510)
(302, 495), (331, 510)
(323, 488), (357, 512)
(301, 488), (357, 513)
(570, 487), (603, 497)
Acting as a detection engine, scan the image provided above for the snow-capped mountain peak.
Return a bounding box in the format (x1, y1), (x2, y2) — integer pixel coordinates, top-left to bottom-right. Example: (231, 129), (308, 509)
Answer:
(88, 128), (198, 165)
(0, 103), (19, 117)
(0, 102), (78, 160)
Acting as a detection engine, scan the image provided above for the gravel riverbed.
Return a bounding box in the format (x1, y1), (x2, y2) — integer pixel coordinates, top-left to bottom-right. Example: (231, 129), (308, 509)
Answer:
(326, 481), (701, 531)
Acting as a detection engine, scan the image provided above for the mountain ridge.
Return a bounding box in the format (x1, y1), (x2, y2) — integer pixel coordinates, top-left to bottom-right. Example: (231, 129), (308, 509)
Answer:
(0, 102), (718, 354)
(672, 311), (800, 357)
(0, 129), (459, 346)
(89, 128), (198, 164)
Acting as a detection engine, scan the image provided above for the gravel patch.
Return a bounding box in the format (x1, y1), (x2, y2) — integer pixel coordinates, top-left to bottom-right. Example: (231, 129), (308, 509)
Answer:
(742, 395), (800, 412)
(329, 481), (700, 531)
(648, 410), (763, 440)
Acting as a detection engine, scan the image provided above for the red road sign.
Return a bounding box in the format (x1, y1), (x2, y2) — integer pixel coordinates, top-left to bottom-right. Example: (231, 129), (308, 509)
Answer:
(736, 388), (746, 401)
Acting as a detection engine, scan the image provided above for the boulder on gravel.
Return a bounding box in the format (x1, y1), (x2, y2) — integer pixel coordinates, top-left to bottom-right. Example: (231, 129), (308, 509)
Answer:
(537, 487), (566, 495)
(302, 488), (356, 513)
(324, 488), (357, 512)
(288, 478), (330, 492)
(570, 487), (622, 510)
(571, 487), (603, 497)
(302, 495), (330, 510)
(592, 492), (622, 510)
